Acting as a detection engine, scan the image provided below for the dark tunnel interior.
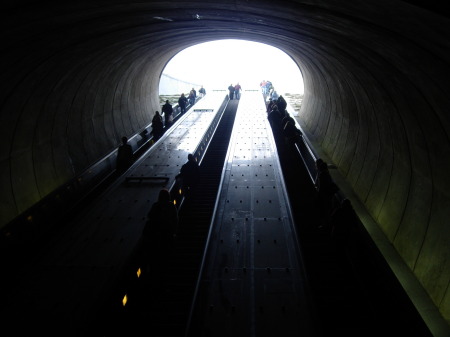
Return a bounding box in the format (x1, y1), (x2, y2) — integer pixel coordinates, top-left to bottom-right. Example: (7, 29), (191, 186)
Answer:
(1, 1), (449, 334)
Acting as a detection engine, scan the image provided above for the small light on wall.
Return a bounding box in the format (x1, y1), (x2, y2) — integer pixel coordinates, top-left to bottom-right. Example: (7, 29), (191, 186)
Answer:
(136, 268), (141, 278)
(122, 294), (128, 307)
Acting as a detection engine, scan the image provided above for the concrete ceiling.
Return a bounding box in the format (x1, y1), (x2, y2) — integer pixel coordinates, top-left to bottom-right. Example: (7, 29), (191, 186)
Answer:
(1, 0), (449, 329)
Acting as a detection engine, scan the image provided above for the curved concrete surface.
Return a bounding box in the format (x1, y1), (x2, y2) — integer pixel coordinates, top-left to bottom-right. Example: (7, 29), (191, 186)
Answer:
(1, 1), (449, 333)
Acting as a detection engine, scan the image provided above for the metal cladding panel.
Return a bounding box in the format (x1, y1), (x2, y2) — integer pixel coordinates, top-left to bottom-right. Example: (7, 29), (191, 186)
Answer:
(229, 163), (276, 186)
(223, 186), (252, 218)
(252, 164), (276, 182)
(201, 278), (252, 337)
(253, 218), (290, 268)
(253, 269), (314, 336)
(253, 186), (282, 218)
(193, 91), (315, 336)
(208, 217), (249, 271)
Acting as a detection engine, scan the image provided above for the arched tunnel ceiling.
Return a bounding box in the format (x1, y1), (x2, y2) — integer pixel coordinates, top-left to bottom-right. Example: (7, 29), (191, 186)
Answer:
(1, 0), (450, 330)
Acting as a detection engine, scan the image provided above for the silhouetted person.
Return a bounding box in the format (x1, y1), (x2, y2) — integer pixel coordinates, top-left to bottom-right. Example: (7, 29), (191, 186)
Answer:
(176, 153), (200, 194)
(162, 100), (174, 128)
(151, 110), (164, 141)
(142, 188), (179, 279)
(178, 93), (188, 114)
(277, 95), (287, 112)
(228, 84), (235, 99)
(315, 159), (339, 229)
(330, 199), (356, 239)
(267, 104), (283, 131)
(116, 136), (133, 173)
(282, 115), (302, 145)
(266, 98), (276, 113)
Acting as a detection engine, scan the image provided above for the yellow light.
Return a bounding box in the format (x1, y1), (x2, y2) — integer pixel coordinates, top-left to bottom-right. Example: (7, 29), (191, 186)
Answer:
(27, 215), (33, 222)
(137, 268), (141, 278)
(173, 199), (177, 205)
(122, 294), (128, 307)
(179, 188), (182, 195)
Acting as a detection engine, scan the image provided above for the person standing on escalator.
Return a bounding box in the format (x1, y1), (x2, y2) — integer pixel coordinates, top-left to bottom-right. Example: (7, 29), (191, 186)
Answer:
(151, 110), (164, 141)
(162, 100), (174, 129)
(199, 85), (206, 97)
(175, 153), (200, 195)
(178, 93), (188, 114)
(116, 136), (133, 174)
(234, 83), (242, 100)
(142, 188), (179, 279)
(228, 84), (235, 100)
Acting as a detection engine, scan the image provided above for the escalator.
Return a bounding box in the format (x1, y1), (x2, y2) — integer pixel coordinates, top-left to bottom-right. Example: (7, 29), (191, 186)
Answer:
(98, 99), (239, 336)
(273, 128), (432, 336)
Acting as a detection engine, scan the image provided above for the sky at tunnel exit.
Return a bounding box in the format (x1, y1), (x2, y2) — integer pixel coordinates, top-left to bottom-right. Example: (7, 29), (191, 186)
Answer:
(162, 39), (304, 95)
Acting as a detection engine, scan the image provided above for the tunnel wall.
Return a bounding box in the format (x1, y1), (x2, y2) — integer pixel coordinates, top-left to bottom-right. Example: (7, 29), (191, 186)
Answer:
(298, 9), (450, 324)
(0, 33), (164, 229)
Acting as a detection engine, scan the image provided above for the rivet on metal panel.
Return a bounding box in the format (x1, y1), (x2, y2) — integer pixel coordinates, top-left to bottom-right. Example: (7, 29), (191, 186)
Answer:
(274, 239), (277, 244)
(240, 200), (242, 203)
(220, 239), (223, 243)
(227, 200), (229, 203)
(269, 200), (272, 203)
(286, 268), (290, 273)
(225, 267), (228, 273)
(209, 305), (214, 313)
(267, 267), (271, 273)
(237, 239), (239, 243)
(264, 217), (267, 221)
(243, 267), (246, 273)
(257, 239), (261, 243)
(232, 218), (234, 221)
(245, 218), (248, 221)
